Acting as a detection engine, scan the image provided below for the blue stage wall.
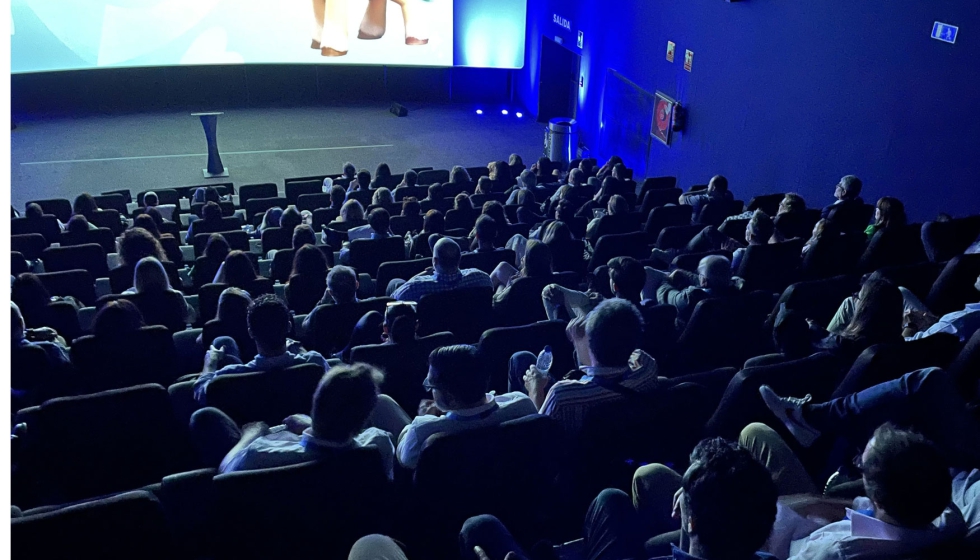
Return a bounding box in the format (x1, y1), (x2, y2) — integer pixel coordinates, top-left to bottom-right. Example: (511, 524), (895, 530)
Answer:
(516, 0), (979, 221)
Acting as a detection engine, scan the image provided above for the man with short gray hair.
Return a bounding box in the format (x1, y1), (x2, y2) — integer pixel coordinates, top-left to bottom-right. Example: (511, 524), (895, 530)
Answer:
(654, 254), (737, 324)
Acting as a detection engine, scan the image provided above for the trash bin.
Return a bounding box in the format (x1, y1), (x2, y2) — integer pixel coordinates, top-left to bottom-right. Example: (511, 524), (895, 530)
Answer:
(545, 118), (578, 167)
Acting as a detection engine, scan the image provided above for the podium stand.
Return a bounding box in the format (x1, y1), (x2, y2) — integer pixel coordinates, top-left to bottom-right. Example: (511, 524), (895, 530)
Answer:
(192, 112), (229, 178)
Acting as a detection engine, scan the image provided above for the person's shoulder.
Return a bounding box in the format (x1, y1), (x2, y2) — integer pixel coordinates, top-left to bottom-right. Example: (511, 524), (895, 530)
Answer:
(296, 350), (327, 365)
(461, 268), (492, 280)
(496, 392), (539, 412)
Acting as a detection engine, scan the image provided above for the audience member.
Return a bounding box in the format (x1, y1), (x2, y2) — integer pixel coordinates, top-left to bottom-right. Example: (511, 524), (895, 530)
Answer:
(65, 193), (99, 229)
(472, 215), (499, 252)
(194, 295), (327, 402)
(372, 187), (395, 207)
(329, 185), (347, 211)
(24, 202), (44, 220)
(744, 304), (814, 368)
(190, 363), (396, 479)
(425, 183), (445, 202)
(757, 377), (977, 559)
(653, 255), (736, 324)
(865, 196), (907, 239)
(191, 233), (230, 288)
(279, 205), (303, 236)
(679, 175), (734, 224)
(65, 214), (92, 235)
(11, 301), (69, 367)
(185, 201), (225, 243)
(731, 210), (776, 272)
(123, 256), (191, 324)
(410, 210), (445, 258)
(821, 175), (864, 220)
(816, 277), (904, 360)
(585, 194), (630, 243)
(285, 244), (330, 314)
(118, 227), (168, 269)
(390, 238), (492, 301)
(214, 250), (261, 289)
(449, 166), (471, 188)
(342, 162), (357, 180)
(526, 299), (660, 435)
(543, 255), (646, 320)
(395, 344), (537, 469)
(257, 207), (284, 237)
(92, 299), (145, 340)
(12, 273), (81, 329)
(491, 239), (552, 296)
(142, 191), (176, 221)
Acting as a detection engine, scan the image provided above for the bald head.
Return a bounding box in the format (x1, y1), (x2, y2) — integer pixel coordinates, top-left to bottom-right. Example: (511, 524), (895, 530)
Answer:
(698, 255), (732, 289)
(433, 238), (462, 274)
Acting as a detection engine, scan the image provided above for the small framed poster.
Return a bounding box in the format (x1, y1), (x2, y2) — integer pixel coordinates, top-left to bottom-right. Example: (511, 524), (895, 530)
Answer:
(651, 91), (679, 146)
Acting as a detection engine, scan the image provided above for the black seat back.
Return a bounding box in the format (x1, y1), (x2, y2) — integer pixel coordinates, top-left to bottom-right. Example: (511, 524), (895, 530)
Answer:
(674, 290), (773, 373)
(588, 232), (647, 272)
(746, 193), (785, 216)
(96, 292), (187, 333)
(376, 258), (430, 297)
(305, 297), (393, 355)
(238, 183), (278, 207)
(297, 193), (332, 213)
(25, 384), (196, 504)
(390, 214), (424, 236)
(12, 233), (49, 261)
(11, 216), (62, 244)
(89, 209), (126, 235)
(285, 180), (320, 206)
(350, 332), (455, 413)
(927, 254), (980, 316)
(212, 450), (390, 560)
(194, 230), (249, 257)
(477, 320), (576, 393)
(644, 204), (692, 242)
(413, 415), (563, 554)
(736, 239), (805, 293)
(136, 189), (180, 207)
(36, 270), (97, 306)
(70, 326), (179, 392)
(207, 363), (326, 426)
(60, 227), (116, 253)
(245, 196), (289, 222)
(418, 286), (493, 343)
(460, 248), (516, 275)
(27, 198), (72, 223)
(260, 226), (293, 254)
(41, 243), (108, 278)
(349, 236), (407, 278)
(921, 216), (980, 263)
(11, 490), (175, 560)
(93, 194), (129, 214)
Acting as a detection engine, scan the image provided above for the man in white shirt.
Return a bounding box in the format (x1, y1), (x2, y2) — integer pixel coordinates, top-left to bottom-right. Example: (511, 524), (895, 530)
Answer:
(525, 298), (661, 436)
(902, 274), (980, 341)
(189, 363), (397, 479)
(755, 371), (980, 559)
(396, 344), (538, 469)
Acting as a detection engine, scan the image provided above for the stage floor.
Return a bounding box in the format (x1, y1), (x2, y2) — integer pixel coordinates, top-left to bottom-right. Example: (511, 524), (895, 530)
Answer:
(10, 104), (545, 209)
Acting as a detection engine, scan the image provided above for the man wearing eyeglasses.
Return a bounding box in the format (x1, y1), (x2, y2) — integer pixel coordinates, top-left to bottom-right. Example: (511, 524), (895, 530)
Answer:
(747, 368), (980, 559)
(395, 344), (537, 469)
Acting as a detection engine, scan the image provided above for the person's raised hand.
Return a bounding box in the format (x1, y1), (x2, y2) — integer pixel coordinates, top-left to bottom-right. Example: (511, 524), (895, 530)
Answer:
(282, 414), (312, 435)
(242, 421), (270, 438)
(418, 399), (443, 417)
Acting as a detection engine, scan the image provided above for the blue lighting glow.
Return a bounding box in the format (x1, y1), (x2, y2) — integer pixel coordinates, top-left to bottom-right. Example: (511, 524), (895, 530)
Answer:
(476, 109), (483, 115)
(515, 112), (523, 118)
(501, 109), (509, 115)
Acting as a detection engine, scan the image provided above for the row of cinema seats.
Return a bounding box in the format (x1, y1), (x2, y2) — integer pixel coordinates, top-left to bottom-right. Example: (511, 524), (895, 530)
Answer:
(12, 165), (980, 559)
(12, 323), (980, 560)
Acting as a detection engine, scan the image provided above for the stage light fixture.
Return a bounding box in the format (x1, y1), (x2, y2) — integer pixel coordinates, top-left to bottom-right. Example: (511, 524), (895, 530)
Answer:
(515, 112), (523, 118)
(476, 109), (483, 115)
(501, 109), (509, 115)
